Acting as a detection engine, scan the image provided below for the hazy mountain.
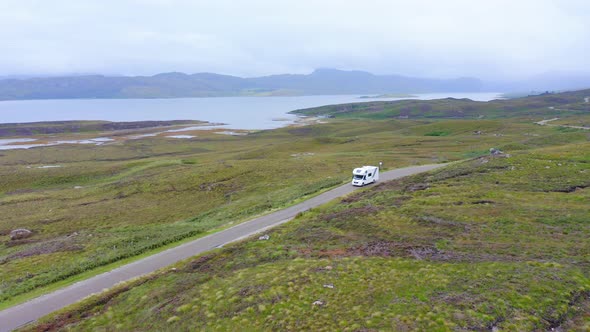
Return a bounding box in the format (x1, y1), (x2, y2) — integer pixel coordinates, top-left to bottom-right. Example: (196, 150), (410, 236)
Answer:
(484, 71), (590, 93)
(0, 69), (588, 101)
(249, 68), (483, 94)
(0, 69), (484, 101)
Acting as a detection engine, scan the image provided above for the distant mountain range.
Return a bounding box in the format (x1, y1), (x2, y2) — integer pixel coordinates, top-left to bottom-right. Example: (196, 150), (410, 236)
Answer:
(0, 68), (588, 101)
(484, 72), (590, 93)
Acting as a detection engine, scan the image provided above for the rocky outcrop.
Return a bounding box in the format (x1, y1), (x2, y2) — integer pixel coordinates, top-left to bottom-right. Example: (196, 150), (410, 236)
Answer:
(9, 228), (32, 240)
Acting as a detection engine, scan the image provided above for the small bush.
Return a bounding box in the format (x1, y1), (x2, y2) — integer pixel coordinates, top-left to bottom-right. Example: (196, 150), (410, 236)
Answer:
(424, 130), (450, 136)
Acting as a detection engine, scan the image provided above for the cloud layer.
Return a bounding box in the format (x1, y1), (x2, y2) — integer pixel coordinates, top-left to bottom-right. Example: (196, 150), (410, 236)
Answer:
(1, 0), (589, 79)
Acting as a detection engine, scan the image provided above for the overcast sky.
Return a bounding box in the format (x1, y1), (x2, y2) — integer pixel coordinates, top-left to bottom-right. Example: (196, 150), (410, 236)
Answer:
(1, 0), (588, 79)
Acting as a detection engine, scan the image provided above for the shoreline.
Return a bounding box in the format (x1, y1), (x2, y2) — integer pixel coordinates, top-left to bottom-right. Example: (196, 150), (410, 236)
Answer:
(0, 120), (229, 150)
(0, 115), (331, 150)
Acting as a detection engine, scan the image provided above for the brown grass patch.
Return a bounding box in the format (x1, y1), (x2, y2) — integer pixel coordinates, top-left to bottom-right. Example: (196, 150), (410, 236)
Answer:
(28, 274), (160, 332)
(323, 205), (381, 222)
(2, 238), (83, 263)
(184, 254), (215, 272)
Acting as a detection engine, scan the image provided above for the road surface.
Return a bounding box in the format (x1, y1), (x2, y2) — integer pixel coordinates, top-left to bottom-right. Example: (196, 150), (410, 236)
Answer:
(0, 163), (446, 331)
(535, 117), (590, 130)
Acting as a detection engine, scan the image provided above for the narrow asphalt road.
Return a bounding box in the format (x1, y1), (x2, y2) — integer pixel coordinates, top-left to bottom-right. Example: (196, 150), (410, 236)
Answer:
(534, 117), (590, 130)
(0, 163), (446, 331)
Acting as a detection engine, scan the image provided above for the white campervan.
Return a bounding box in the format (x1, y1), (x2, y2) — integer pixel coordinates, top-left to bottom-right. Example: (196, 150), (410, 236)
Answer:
(351, 166), (379, 186)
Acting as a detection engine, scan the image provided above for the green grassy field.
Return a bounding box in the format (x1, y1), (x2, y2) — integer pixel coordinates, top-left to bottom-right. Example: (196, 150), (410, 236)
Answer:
(2, 90), (590, 329)
(3, 115), (587, 305)
(0, 117), (564, 302)
(25, 142), (590, 331)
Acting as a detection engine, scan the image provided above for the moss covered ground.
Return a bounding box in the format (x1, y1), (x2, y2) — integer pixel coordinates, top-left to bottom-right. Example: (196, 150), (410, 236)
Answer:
(4, 116), (582, 304)
(2, 91), (590, 330)
(25, 142), (590, 331)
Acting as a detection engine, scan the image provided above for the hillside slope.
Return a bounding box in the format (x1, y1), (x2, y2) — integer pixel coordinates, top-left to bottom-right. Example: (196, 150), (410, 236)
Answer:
(26, 143), (590, 331)
(293, 88), (590, 119)
(9, 116), (579, 306)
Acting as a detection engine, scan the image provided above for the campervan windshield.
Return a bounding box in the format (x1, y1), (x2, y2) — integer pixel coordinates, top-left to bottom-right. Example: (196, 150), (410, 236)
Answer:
(353, 174), (364, 180)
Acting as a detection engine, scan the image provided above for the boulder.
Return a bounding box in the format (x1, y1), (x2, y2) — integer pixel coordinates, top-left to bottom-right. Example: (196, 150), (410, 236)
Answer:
(10, 228), (32, 240)
(489, 148), (503, 155)
(312, 300), (324, 306)
(407, 183), (430, 192)
(489, 148), (511, 158)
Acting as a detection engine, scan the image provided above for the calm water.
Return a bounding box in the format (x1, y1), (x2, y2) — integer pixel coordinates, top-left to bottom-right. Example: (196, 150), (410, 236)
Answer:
(0, 93), (501, 130)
